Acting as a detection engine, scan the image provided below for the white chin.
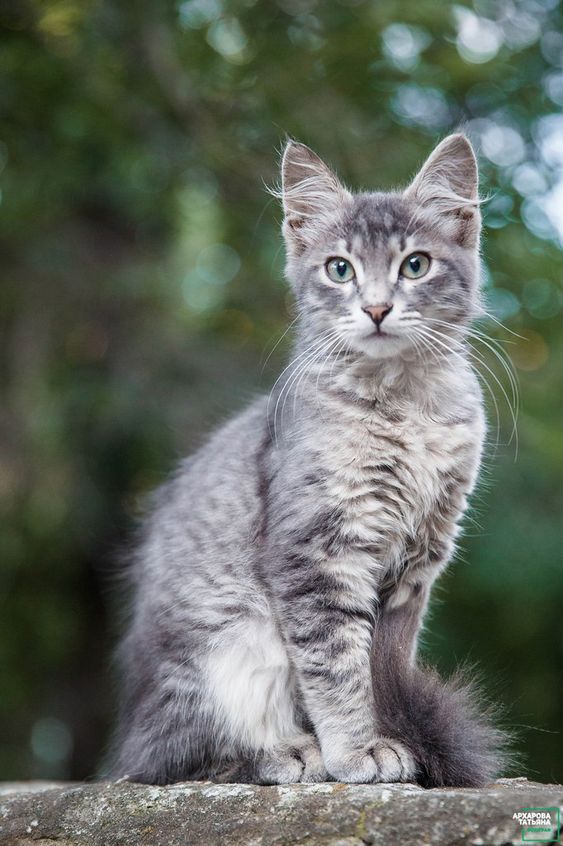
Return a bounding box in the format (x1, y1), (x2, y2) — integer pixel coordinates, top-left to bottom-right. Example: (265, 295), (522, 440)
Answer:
(352, 333), (409, 360)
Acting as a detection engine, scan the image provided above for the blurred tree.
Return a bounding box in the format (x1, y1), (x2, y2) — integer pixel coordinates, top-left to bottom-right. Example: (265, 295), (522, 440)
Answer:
(0, 0), (562, 782)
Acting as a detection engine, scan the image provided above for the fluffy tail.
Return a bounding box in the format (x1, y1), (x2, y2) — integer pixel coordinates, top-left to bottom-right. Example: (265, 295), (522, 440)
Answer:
(373, 661), (511, 788)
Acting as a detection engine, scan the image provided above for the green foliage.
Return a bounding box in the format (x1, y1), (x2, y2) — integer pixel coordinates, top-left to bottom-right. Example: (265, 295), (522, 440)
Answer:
(1, 0), (562, 782)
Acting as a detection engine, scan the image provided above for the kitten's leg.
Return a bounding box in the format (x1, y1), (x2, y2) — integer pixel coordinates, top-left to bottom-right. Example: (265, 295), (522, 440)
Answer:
(256, 734), (326, 784)
(114, 625), (327, 784)
(204, 613), (328, 784)
(217, 733), (326, 784)
(267, 549), (416, 783)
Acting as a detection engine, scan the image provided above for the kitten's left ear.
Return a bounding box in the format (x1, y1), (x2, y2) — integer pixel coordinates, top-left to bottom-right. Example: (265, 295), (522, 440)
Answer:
(406, 134), (481, 248)
(281, 141), (350, 252)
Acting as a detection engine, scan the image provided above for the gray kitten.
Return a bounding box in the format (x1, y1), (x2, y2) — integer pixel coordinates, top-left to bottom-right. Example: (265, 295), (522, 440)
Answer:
(110, 134), (506, 787)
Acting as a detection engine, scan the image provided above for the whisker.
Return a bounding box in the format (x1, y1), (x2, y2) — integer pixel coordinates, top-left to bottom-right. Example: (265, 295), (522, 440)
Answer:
(311, 333), (350, 422)
(260, 314), (300, 374)
(274, 338), (335, 442)
(292, 332), (345, 419)
(272, 331), (343, 443)
(412, 325), (501, 451)
(407, 327), (443, 369)
(267, 329), (341, 435)
(479, 310), (527, 340)
(421, 323), (518, 449)
(415, 325), (516, 456)
(424, 317), (520, 427)
(328, 335), (352, 384)
(467, 336), (519, 430)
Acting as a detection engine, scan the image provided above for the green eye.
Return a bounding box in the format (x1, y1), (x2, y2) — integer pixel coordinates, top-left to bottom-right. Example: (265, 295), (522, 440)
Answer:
(400, 252), (431, 280)
(326, 257), (356, 283)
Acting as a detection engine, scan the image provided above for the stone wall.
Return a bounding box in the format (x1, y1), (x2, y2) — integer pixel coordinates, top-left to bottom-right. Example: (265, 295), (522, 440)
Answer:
(1, 778), (562, 845)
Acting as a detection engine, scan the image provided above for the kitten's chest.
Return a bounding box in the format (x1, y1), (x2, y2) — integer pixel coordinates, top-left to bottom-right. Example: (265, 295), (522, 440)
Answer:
(318, 408), (483, 562)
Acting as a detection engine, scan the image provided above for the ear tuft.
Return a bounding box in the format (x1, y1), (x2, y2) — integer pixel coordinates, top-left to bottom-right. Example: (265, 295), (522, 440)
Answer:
(280, 141), (349, 250)
(406, 134), (481, 247)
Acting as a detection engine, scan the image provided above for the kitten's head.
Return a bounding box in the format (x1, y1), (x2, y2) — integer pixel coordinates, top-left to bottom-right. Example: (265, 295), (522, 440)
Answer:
(280, 134), (482, 361)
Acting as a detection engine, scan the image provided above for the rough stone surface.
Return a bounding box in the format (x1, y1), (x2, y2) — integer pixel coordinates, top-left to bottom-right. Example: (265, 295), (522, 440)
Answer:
(0, 778), (561, 846)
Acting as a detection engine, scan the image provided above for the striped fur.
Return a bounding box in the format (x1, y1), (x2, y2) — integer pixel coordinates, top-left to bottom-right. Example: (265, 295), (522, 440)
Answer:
(109, 135), (506, 787)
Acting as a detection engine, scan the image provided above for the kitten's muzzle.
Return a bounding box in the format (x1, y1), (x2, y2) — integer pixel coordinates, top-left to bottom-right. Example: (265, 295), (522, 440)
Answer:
(362, 303), (393, 330)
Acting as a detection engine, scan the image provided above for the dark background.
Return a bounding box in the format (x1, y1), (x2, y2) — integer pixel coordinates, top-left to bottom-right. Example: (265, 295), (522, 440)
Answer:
(1, 0), (562, 784)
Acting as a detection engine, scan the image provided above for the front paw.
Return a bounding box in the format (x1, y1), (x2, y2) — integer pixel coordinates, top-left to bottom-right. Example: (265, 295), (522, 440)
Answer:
(324, 737), (416, 783)
(255, 733), (328, 784)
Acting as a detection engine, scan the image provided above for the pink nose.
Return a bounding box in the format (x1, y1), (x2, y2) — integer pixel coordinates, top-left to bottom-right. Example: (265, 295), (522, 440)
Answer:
(362, 303), (393, 326)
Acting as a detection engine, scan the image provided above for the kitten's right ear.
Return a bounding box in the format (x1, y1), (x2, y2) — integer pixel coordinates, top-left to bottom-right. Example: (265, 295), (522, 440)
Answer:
(281, 141), (350, 251)
(405, 134), (481, 248)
